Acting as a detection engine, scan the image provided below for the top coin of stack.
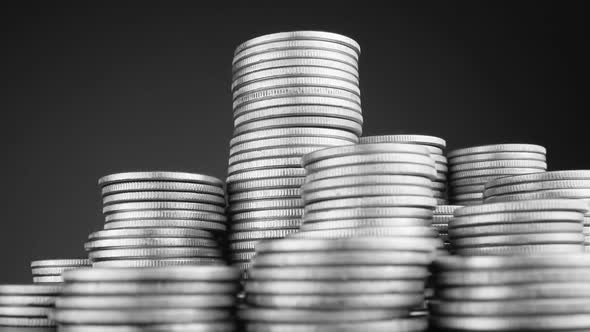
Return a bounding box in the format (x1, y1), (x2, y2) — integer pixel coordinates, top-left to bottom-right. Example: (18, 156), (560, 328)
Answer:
(448, 199), (587, 255)
(484, 170), (590, 250)
(226, 31), (364, 271)
(94, 171), (227, 268)
(431, 254), (590, 331)
(31, 259), (91, 283)
(448, 144), (547, 205)
(360, 135), (448, 205)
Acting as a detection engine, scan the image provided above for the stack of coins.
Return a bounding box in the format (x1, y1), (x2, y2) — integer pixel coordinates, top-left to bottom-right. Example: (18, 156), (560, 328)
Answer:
(432, 206), (462, 251)
(360, 135), (448, 204)
(31, 259), (91, 283)
(93, 172), (227, 267)
(484, 171), (590, 250)
(239, 237), (433, 332)
(52, 266), (240, 331)
(0, 284), (62, 329)
(448, 200), (587, 255)
(448, 144), (547, 205)
(298, 143), (437, 233)
(431, 254), (590, 331)
(226, 31), (364, 270)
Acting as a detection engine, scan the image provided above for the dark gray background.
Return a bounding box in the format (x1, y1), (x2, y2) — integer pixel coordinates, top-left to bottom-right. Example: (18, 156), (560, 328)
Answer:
(1, 2), (587, 281)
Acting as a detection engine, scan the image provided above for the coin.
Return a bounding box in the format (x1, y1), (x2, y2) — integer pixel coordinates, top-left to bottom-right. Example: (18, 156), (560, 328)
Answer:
(227, 158), (304, 175)
(0, 285), (62, 295)
(238, 307), (405, 323)
(232, 121), (362, 140)
(103, 202), (226, 215)
(302, 175), (432, 193)
(102, 192), (226, 206)
(454, 243), (584, 256)
(304, 196), (437, 212)
(88, 228), (214, 240)
(252, 251), (432, 267)
(484, 180), (590, 197)
(485, 189), (590, 202)
(300, 218), (432, 231)
(30, 259), (90, 268)
(248, 266), (429, 280)
(229, 229), (299, 242)
(231, 220), (302, 231)
(103, 220), (226, 232)
(104, 210), (227, 223)
(451, 232), (584, 247)
(234, 58), (359, 79)
(52, 308), (232, 324)
(0, 306), (52, 316)
(91, 258), (223, 268)
(233, 39), (359, 64)
(32, 266), (84, 276)
(359, 135), (446, 149)
(454, 200), (589, 216)
(85, 238), (219, 250)
(32, 276), (64, 283)
(57, 322), (236, 332)
(226, 168), (306, 184)
(449, 222), (583, 238)
(304, 207), (432, 222)
(437, 283), (590, 300)
(55, 295), (235, 309)
(233, 48), (359, 73)
(101, 181), (225, 197)
(303, 186), (434, 203)
(228, 177), (305, 193)
(231, 127), (358, 147)
(232, 67), (359, 92)
(0, 296), (56, 306)
(0, 317), (54, 327)
(255, 237), (437, 253)
(98, 172), (223, 187)
(229, 198), (304, 213)
(450, 151), (547, 165)
(61, 282), (237, 295)
(450, 160), (547, 172)
(450, 167), (546, 180)
(233, 87), (361, 110)
(301, 143), (429, 166)
(304, 154), (434, 173)
(431, 298), (590, 316)
(241, 318), (427, 332)
(485, 170), (590, 188)
(305, 164), (437, 183)
(234, 93), (361, 117)
(450, 211), (585, 228)
(88, 248), (223, 260)
(244, 280), (425, 295)
(431, 314), (590, 331)
(231, 209), (304, 222)
(447, 144), (546, 158)
(246, 293), (423, 310)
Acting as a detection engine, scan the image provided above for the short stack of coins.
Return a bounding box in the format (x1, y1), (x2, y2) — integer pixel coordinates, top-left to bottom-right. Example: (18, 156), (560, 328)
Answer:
(484, 170), (590, 250)
(299, 143), (438, 234)
(0, 283), (62, 329)
(432, 206), (462, 251)
(360, 135), (448, 204)
(31, 259), (91, 283)
(448, 144), (547, 205)
(431, 254), (590, 331)
(226, 31), (364, 271)
(239, 237), (434, 332)
(448, 200), (587, 255)
(93, 171), (227, 267)
(52, 266), (240, 331)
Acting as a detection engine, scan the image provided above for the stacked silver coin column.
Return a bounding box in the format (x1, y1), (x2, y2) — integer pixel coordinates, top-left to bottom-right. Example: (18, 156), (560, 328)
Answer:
(431, 254), (590, 331)
(448, 144), (547, 205)
(360, 135), (448, 205)
(92, 172), (227, 267)
(432, 206), (462, 251)
(31, 259), (91, 283)
(0, 284), (62, 329)
(52, 266), (240, 331)
(448, 200), (587, 255)
(226, 31), (364, 271)
(239, 237), (434, 332)
(484, 170), (590, 250)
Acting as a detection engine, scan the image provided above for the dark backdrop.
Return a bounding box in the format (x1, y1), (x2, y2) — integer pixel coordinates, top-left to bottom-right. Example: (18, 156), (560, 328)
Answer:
(1, 2), (587, 281)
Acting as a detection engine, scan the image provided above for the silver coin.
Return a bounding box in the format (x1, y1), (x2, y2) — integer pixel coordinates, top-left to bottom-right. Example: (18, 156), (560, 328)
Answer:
(437, 282), (590, 300)
(304, 154), (434, 173)
(246, 293), (422, 310)
(103, 201), (226, 215)
(55, 295), (235, 309)
(52, 308), (231, 324)
(88, 247), (223, 260)
(104, 220), (226, 232)
(304, 164), (436, 183)
(229, 198), (304, 213)
(244, 280), (425, 295)
(63, 265), (239, 282)
(303, 186), (434, 204)
(0, 317), (55, 327)
(234, 39), (358, 63)
(451, 232), (584, 247)
(451, 184), (486, 195)
(304, 207), (432, 222)
(227, 158), (304, 175)
(233, 77), (360, 102)
(248, 266), (428, 280)
(231, 127), (358, 147)
(239, 307), (405, 323)
(231, 209), (304, 222)
(435, 205), (462, 215)
(104, 210), (227, 223)
(450, 192), (483, 201)
(91, 258), (224, 268)
(32, 276), (63, 283)
(103, 192), (226, 206)
(454, 199), (589, 216)
(235, 108), (363, 132)
(228, 177), (305, 193)
(301, 143), (429, 166)
(252, 251), (432, 267)
(0, 285), (62, 295)
(88, 228), (214, 240)
(450, 159), (547, 172)
(449, 151), (547, 165)
(486, 170), (590, 188)
(431, 314), (590, 331)
(32, 266), (83, 276)
(0, 295), (56, 306)
(234, 96), (361, 119)
(233, 32), (361, 57)
(359, 135), (446, 149)
(303, 175), (431, 194)
(485, 189), (590, 202)
(30, 259), (90, 268)
(242, 318), (427, 332)
(454, 243), (584, 256)
(450, 175), (504, 187)
(447, 144), (546, 158)
(61, 282), (238, 295)
(232, 67), (359, 92)
(101, 181), (225, 197)
(233, 48), (359, 73)
(449, 222), (583, 238)
(255, 237), (438, 253)
(300, 218), (432, 231)
(234, 120), (361, 141)
(226, 168), (305, 184)
(85, 238), (219, 250)
(450, 167), (546, 180)
(227, 146), (324, 168)
(229, 137), (355, 157)
(450, 211), (585, 228)
(431, 298), (590, 316)
(229, 240), (267, 252)
(231, 219), (302, 231)
(0, 306), (52, 317)
(57, 322), (235, 332)
(484, 179), (590, 198)
(229, 229), (299, 242)
(233, 58), (359, 79)
(304, 196), (437, 212)
(98, 172), (223, 187)
(434, 252), (590, 270)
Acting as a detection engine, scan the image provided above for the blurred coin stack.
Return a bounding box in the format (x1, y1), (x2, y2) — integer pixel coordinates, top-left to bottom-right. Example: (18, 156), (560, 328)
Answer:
(91, 172), (227, 267)
(448, 144), (547, 205)
(448, 200), (586, 255)
(0, 284), (62, 329)
(432, 206), (462, 251)
(239, 237), (433, 332)
(299, 143), (438, 234)
(360, 135), (448, 204)
(431, 254), (590, 331)
(226, 31), (363, 270)
(52, 266), (240, 331)
(31, 259), (91, 283)
(484, 170), (590, 250)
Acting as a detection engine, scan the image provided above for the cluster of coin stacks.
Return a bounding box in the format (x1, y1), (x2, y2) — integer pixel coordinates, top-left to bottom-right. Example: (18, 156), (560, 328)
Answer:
(226, 31), (364, 271)
(239, 237), (433, 332)
(360, 135), (448, 204)
(448, 200), (587, 255)
(94, 172), (227, 267)
(484, 170), (590, 250)
(298, 143), (438, 233)
(52, 266), (240, 331)
(432, 206), (462, 251)
(0, 284), (62, 329)
(448, 144), (547, 205)
(31, 259), (91, 283)
(431, 254), (590, 331)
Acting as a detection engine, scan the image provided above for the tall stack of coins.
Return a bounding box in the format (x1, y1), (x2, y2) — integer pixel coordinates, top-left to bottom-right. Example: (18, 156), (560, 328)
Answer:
(227, 31), (364, 271)
(0, 284), (62, 329)
(431, 254), (590, 331)
(448, 200), (587, 255)
(91, 172), (227, 267)
(484, 170), (590, 250)
(31, 259), (91, 283)
(360, 135), (448, 204)
(239, 237), (434, 332)
(448, 144), (547, 205)
(52, 266), (240, 331)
